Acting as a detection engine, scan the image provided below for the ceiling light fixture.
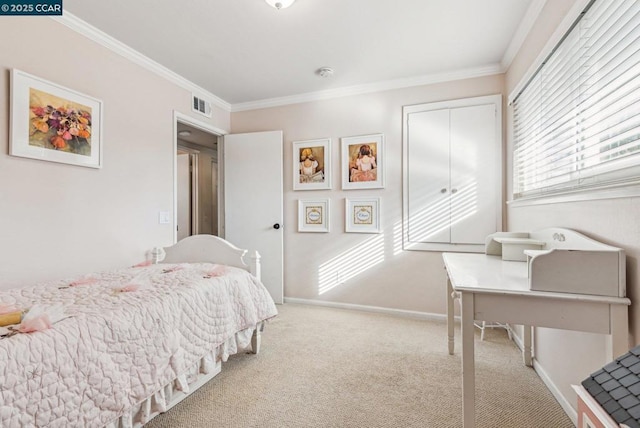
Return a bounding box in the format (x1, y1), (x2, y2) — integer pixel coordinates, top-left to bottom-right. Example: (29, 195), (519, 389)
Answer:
(178, 130), (192, 137)
(317, 67), (334, 78)
(265, 0), (295, 10)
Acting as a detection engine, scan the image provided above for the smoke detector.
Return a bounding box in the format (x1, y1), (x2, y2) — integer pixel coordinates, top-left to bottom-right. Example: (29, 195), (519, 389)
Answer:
(317, 67), (334, 78)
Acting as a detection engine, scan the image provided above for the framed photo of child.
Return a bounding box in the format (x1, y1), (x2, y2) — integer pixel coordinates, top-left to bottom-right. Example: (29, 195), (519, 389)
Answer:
(341, 134), (384, 189)
(293, 138), (331, 190)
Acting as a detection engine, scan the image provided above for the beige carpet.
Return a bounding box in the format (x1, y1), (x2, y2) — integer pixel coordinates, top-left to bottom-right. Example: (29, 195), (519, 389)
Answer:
(145, 304), (574, 428)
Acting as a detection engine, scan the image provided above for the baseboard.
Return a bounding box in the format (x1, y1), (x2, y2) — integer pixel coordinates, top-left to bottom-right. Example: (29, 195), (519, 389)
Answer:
(283, 297), (448, 322)
(533, 359), (578, 426)
(511, 326), (525, 351)
(482, 325), (578, 426)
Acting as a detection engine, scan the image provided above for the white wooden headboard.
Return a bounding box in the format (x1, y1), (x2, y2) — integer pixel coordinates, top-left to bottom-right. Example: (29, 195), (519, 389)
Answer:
(160, 235), (261, 280)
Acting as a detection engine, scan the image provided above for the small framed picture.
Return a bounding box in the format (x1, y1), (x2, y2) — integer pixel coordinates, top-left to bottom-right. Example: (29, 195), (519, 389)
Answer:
(298, 199), (330, 233)
(345, 197), (381, 233)
(341, 133), (384, 189)
(10, 69), (103, 168)
(293, 138), (331, 190)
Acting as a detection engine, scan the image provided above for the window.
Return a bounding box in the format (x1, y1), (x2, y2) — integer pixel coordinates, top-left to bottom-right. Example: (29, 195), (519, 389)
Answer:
(512, 0), (640, 200)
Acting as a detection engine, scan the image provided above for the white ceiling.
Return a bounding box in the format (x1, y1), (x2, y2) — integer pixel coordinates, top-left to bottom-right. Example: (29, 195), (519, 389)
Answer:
(63, 0), (539, 107)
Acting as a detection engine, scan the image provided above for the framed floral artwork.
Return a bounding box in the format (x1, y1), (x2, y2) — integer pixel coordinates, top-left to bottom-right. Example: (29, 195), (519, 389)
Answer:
(293, 138), (331, 190)
(10, 69), (103, 168)
(345, 197), (381, 233)
(341, 133), (384, 189)
(298, 199), (330, 232)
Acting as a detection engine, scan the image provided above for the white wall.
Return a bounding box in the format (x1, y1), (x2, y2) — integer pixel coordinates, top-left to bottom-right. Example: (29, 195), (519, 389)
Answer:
(505, 0), (639, 416)
(0, 17), (229, 289)
(231, 75), (504, 315)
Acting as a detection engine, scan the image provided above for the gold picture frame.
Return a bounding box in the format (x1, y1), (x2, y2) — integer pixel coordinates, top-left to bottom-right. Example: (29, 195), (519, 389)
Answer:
(298, 199), (330, 232)
(345, 197), (381, 233)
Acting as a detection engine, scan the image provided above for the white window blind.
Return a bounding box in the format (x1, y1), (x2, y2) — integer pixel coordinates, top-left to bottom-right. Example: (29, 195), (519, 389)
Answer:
(513, 0), (640, 199)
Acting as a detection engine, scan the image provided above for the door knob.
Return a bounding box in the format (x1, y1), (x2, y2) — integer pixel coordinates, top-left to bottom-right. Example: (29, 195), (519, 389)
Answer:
(451, 188), (458, 194)
(440, 188), (447, 193)
(273, 223), (281, 230)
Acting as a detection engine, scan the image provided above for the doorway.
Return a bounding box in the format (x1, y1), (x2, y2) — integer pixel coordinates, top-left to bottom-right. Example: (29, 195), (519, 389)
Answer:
(174, 112), (225, 243)
(176, 149), (195, 241)
(172, 113), (284, 303)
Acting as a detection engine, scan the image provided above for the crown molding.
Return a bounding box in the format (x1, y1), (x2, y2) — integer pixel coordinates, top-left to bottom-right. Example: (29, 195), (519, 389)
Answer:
(52, 12), (232, 112)
(501, 0), (547, 70)
(230, 64), (504, 112)
(52, 12), (504, 114)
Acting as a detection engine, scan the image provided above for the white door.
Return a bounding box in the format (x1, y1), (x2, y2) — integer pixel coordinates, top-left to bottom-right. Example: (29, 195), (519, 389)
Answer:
(224, 131), (284, 304)
(450, 104), (497, 244)
(403, 95), (501, 252)
(407, 108), (451, 243)
(176, 153), (191, 241)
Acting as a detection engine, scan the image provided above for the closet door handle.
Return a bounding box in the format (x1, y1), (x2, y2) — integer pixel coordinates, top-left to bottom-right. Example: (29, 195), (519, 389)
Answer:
(451, 188), (458, 194)
(440, 188), (447, 194)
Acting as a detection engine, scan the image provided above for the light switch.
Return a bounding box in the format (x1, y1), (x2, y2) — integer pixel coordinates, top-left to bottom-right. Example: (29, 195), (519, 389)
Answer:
(159, 211), (171, 224)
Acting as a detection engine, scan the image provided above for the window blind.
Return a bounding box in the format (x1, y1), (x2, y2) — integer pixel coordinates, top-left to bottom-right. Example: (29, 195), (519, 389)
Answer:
(513, 0), (640, 199)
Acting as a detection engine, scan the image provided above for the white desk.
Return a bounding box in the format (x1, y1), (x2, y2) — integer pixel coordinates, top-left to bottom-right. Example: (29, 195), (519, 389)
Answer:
(443, 252), (631, 428)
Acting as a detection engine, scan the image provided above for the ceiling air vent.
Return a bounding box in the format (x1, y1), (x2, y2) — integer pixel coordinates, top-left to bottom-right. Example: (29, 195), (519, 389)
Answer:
(192, 94), (212, 118)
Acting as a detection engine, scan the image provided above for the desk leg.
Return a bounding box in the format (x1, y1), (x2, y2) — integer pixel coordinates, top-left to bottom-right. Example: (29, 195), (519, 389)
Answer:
(523, 325), (533, 367)
(447, 277), (455, 355)
(608, 304), (629, 360)
(461, 292), (476, 428)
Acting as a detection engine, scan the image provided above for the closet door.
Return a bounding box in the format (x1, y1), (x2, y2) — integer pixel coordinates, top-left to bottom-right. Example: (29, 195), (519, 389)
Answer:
(402, 94), (502, 252)
(450, 104), (498, 244)
(406, 108), (451, 244)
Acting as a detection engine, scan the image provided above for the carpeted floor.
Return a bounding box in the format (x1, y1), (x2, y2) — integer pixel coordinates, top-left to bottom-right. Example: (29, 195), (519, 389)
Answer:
(145, 303), (574, 428)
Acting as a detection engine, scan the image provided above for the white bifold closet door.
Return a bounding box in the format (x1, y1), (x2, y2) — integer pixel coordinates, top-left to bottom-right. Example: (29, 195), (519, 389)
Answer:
(404, 95), (501, 252)
(449, 104), (498, 244)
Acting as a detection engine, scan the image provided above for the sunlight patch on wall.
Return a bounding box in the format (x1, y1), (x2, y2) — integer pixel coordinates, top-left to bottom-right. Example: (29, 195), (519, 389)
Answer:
(318, 234), (385, 295)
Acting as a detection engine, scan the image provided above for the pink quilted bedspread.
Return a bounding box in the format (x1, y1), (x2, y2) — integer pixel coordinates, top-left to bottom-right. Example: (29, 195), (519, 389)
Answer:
(0, 263), (277, 427)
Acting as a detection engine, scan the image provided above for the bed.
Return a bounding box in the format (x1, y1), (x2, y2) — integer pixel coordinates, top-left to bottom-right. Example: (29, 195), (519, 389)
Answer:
(0, 235), (278, 427)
